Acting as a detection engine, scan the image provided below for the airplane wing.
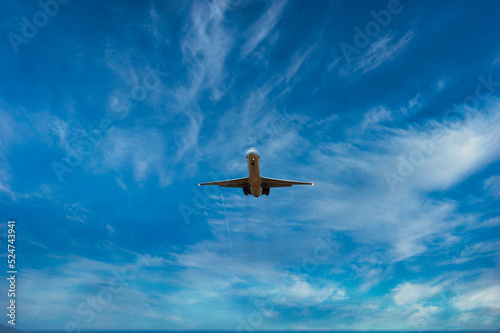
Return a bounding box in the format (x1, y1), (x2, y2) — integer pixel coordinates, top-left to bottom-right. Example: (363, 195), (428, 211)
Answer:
(261, 177), (313, 188)
(198, 177), (250, 188)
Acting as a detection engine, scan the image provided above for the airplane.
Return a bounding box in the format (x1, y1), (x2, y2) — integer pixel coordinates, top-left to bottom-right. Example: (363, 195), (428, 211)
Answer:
(198, 147), (313, 197)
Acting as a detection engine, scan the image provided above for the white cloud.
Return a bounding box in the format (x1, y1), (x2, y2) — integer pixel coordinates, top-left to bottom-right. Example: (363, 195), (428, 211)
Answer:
(0, 181), (15, 199)
(136, 253), (171, 267)
(200, 86), (309, 172)
(162, 226), (347, 310)
(341, 29), (415, 75)
(287, 279), (347, 305)
(160, 0), (236, 167)
(180, 0), (233, 101)
(0, 109), (70, 200)
(358, 94), (423, 132)
(453, 285), (500, 313)
(436, 78), (447, 91)
(360, 106), (392, 130)
(115, 177), (128, 191)
(90, 126), (172, 186)
(304, 99), (500, 262)
(240, 0), (288, 59)
(105, 224), (115, 235)
(65, 203), (90, 224)
(396, 108), (500, 192)
(15, 252), (198, 330)
(0, 108), (17, 151)
(286, 46), (316, 83)
(484, 175), (500, 198)
(146, 4), (166, 43)
(493, 53), (500, 65)
(406, 303), (440, 329)
(393, 282), (443, 305)
(452, 240), (500, 264)
(399, 93), (423, 117)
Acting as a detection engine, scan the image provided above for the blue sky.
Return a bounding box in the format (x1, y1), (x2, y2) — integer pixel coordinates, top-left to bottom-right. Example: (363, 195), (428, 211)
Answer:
(1, 0), (500, 330)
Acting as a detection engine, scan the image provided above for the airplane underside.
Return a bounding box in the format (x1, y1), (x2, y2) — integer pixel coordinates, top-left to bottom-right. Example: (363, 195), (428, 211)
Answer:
(199, 148), (312, 197)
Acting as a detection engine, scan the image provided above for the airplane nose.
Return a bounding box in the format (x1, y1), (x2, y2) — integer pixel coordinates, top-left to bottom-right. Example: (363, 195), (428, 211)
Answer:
(246, 147), (260, 158)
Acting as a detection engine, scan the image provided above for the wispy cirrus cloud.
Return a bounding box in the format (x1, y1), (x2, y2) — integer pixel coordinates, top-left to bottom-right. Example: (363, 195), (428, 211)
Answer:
(0, 106), (21, 199)
(240, 0), (288, 59)
(17, 255), (175, 330)
(89, 126), (173, 186)
(303, 97), (500, 263)
(359, 106), (393, 130)
(453, 285), (500, 314)
(165, 0), (235, 168)
(393, 281), (444, 305)
(168, 240), (347, 310)
(341, 29), (415, 76)
(179, 0), (233, 102)
(484, 175), (500, 198)
(451, 240), (500, 264)
(285, 45), (316, 84)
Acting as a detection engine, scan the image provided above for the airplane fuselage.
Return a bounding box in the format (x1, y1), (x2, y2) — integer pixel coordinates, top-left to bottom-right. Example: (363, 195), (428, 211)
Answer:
(246, 149), (262, 197)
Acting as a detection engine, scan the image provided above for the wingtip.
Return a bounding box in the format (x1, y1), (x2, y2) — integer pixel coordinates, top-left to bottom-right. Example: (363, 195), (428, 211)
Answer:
(312, 182), (314, 186)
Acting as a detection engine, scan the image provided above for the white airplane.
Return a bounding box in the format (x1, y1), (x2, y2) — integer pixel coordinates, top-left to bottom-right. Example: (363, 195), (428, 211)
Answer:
(198, 147), (313, 197)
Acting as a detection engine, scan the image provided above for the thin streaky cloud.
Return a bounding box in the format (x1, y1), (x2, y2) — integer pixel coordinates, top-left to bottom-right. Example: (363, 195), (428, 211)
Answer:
(341, 29), (415, 76)
(240, 0), (288, 59)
